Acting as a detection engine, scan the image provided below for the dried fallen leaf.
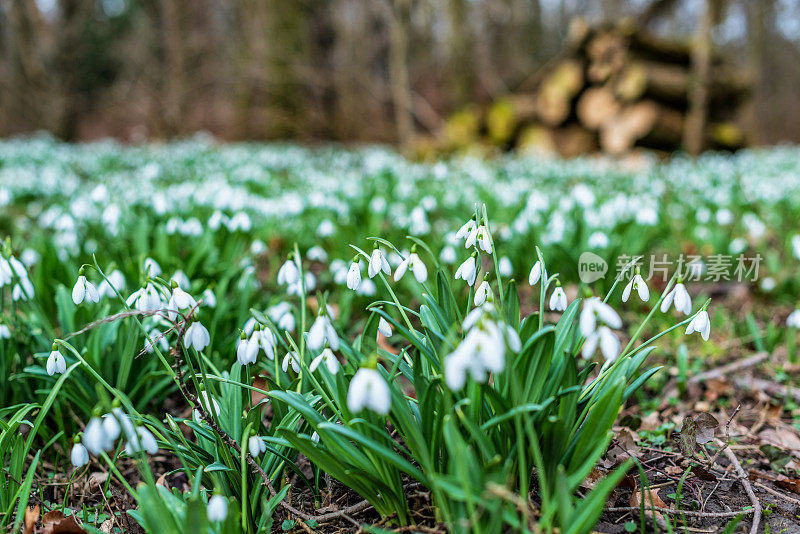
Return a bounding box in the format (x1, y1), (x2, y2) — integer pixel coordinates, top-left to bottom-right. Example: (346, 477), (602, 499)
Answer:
(694, 412), (719, 445)
(759, 428), (800, 454)
(677, 412), (718, 456)
(23, 504), (39, 534)
(775, 475), (800, 494)
(42, 511), (88, 533)
(630, 487), (668, 519)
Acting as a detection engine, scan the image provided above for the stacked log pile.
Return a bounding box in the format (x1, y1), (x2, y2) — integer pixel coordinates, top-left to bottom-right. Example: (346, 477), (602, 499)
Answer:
(437, 18), (751, 158)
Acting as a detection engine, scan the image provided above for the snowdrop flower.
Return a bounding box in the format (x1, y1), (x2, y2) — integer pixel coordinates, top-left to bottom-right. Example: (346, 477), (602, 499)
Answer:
(316, 219), (335, 237)
(307, 314), (339, 351)
(347, 367), (391, 415)
(582, 326), (620, 361)
(184, 320), (210, 351)
(465, 224), (493, 253)
(440, 245), (457, 264)
(588, 231), (610, 249)
(0, 323), (9, 339)
(83, 417), (114, 455)
(207, 495), (228, 522)
(125, 427), (158, 455)
(549, 284), (567, 311)
(661, 280), (692, 315)
(237, 333), (258, 365)
(46, 347), (66, 376)
(368, 247), (391, 278)
(72, 272), (100, 305)
(143, 257), (161, 277)
(255, 328), (276, 360)
(98, 269), (125, 299)
(455, 254), (478, 286)
(0, 258), (11, 286)
(12, 280), (34, 301)
(474, 279), (493, 306)
(685, 309), (711, 341)
(394, 249), (427, 283)
(70, 441), (89, 468)
(622, 273), (650, 303)
(346, 259), (362, 291)
(357, 278), (377, 296)
(528, 261), (545, 286)
(787, 310), (800, 329)
(170, 270), (190, 289)
(281, 351), (301, 373)
(444, 307), (514, 391)
(248, 435), (267, 458)
(498, 256), (513, 277)
(307, 245), (328, 262)
(167, 284), (197, 321)
(143, 328), (168, 354)
(310, 347), (340, 374)
(455, 218), (477, 241)
(103, 408), (135, 442)
(126, 283), (164, 312)
(377, 317), (392, 338)
(202, 288), (216, 308)
(277, 257), (300, 285)
(792, 235), (800, 261)
(579, 297), (622, 337)
(193, 391), (221, 423)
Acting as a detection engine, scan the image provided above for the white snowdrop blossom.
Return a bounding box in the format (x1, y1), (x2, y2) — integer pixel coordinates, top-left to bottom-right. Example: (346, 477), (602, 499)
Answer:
(207, 495), (228, 522)
(126, 283), (164, 312)
(444, 304), (519, 391)
(46, 348), (66, 376)
(237, 334), (258, 365)
(98, 269), (125, 299)
(83, 417), (114, 455)
(787, 310), (800, 329)
(455, 218), (477, 241)
(277, 257), (300, 285)
(202, 288), (217, 308)
(0, 323), (10, 339)
(661, 281), (692, 315)
(792, 235), (800, 261)
(685, 310), (711, 341)
(582, 326), (620, 361)
(439, 245), (457, 264)
(307, 245), (328, 262)
(282, 351), (302, 373)
(394, 251), (427, 283)
(125, 427), (158, 455)
(455, 255), (478, 286)
(307, 314), (339, 351)
(465, 224), (493, 253)
(549, 285), (567, 311)
(528, 261), (545, 286)
(310, 347), (340, 374)
(347, 368), (391, 415)
(193, 391), (221, 423)
(248, 435), (267, 458)
(622, 274), (650, 303)
(474, 279), (493, 306)
(167, 285), (197, 321)
(498, 256), (513, 277)
(70, 442), (89, 467)
(346, 260), (362, 291)
(143, 257), (161, 277)
(184, 321), (210, 351)
(368, 248), (391, 278)
(579, 297), (622, 337)
(72, 274), (99, 305)
(255, 328), (276, 360)
(377, 317), (393, 338)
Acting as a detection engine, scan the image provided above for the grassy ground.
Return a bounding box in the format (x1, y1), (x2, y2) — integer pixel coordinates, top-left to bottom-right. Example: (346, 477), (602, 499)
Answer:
(1, 137), (800, 533)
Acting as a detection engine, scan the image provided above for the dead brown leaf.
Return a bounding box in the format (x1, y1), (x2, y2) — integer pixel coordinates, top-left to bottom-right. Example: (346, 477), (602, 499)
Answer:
(23, 504), (39, 534)
(759, 427), (800, 454)
(630, 487), (668, 519)
(775, 475), (800, 494)
(42, 511), (88, 534)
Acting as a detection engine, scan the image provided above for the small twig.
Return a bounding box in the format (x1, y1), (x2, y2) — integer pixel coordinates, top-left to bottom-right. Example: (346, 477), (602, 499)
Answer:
(715, 439), (761, 534)
(754, 482), (800, 507)
(605, 506), (754, 518)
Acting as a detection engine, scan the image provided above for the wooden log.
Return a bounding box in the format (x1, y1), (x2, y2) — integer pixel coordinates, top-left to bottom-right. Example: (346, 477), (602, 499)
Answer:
(486, 95), (537, 145)
(576, 87), (621, 130)
(518, 124), (597, 158)
(535, 60), (584, 126)
(600, 101), (683, 154)
(586, 30), (627, 83)
(615, 60), (750, 110)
